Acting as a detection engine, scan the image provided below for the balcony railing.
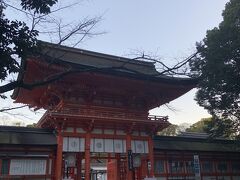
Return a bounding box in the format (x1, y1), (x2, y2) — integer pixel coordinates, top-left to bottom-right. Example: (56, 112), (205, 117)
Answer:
(47, 105), (169, 123)
(148, 115), (168, 122)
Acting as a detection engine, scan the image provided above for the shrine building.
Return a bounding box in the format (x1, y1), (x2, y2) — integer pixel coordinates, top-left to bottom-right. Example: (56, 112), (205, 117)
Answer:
(0, 42), (239, 180)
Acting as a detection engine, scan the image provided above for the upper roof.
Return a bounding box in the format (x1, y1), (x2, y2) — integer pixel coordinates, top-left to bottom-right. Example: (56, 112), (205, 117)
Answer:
(154, 135), (240, 153)
(39, 41), (158, 76)
(38, 41), (197, 84)
(0, 126), (56, 146)
(12, 42), (197, 109)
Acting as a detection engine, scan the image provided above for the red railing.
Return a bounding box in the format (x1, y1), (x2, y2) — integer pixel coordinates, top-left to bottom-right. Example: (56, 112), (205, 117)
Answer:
(47, 105), (169, 123)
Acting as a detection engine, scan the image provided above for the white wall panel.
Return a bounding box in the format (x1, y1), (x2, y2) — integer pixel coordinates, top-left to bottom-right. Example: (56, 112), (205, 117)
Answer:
(79, 138), (85, 152)
(144, 141), (149, 153)
(90, 139), (94, 152)
(131, 140), (149, 154)
(94, 138), (104, 152)
(135, 140), (145, 153)
(63, 137), (85, 152)
(63, 137), (68, 152)
(68, 137), (80, 152)
(114, 139), (124, 153)
(131, 140), (136, 153)
(104, 139), (114, 152)
(10, 159), (46, 175)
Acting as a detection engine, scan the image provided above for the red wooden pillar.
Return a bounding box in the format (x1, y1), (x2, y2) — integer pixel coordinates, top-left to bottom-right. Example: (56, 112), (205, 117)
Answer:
(115, 153), (121, 180)
(126, 134), (133, 180)
(85, 132), (91, 180)
(148, 137), (155, 177)
(55, 125), (63, 180)
(77, 153), (82, 180)
(108, 153), (111, 162)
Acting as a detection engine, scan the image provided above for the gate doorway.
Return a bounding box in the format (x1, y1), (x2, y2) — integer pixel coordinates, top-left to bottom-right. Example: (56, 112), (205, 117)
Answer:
(62, 153), (130, 180)
(61, 131), (155, 180)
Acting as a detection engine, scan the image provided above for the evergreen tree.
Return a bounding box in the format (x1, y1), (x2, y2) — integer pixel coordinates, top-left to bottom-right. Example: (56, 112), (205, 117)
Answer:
(190, 0), (240, 138)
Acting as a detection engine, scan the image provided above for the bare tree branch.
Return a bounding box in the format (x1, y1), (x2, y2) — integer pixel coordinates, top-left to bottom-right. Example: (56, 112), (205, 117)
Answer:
(0, 62), (158, 94)
(0, 105), (28, 112)
(133, 51), (199, 77)
(3, 2), (32, 15)
(0, 0), (197, 96)
(164, 104), (180, 113)
(1, 111), (34, 121)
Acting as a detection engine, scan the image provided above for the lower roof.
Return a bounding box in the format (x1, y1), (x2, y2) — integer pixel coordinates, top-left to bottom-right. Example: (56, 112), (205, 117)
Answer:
(1, 126), (239, 153)
(154, 136), (240, 153)
(0, 126), (56, 146)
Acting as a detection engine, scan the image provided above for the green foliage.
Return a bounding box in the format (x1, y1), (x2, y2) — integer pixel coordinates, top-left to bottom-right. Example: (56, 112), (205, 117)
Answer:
(206, 118), (237, 139)
(26, 123), (37, 128)
(0, 14), (38, 80)
(158, 124), (180, 136)
(21, 0), (58, 14)
(190, 0), (240, 138)
(0, 0), (57, 83)
(186, 117), (212, 133)
(158, 123), (191, 136)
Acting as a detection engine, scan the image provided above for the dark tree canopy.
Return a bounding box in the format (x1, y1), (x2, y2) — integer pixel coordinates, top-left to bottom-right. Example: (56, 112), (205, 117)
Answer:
(0, 13), (38, 81)
(190, 0), (240, 139)
(0, 0), (58, 89)
(20, 0), (58, 14)
(0, 0), (101, 96)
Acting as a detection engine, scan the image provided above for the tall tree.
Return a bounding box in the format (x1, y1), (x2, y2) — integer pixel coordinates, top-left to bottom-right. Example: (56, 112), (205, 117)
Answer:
(190, 0), (240, 139)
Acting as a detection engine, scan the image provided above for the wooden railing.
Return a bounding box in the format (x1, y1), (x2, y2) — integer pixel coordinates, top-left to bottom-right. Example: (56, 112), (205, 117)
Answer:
(147, 115), (169, 122)
(49, 104), (169, 123)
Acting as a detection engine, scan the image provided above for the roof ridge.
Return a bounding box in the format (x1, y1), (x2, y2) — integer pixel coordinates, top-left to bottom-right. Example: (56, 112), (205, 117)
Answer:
(0, 126), (54, 134)
(39, 41), (155, 67)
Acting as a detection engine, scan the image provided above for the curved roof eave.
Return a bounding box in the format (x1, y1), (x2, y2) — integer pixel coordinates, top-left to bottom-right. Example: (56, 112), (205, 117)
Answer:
(11, 41), (199, 100)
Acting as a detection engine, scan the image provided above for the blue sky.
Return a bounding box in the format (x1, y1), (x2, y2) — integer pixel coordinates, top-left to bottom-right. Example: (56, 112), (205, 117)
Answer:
(1, 0), (229, 125)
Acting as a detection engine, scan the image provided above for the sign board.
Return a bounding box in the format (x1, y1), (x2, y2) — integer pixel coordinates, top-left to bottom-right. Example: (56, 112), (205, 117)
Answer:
(147, 161), (151, 172)
(65, 154), (76, 167)
(9, 159), (46, 175)
(128, 150), (134, 171)
(193, 155), (201, 177)
(133, 154), (141, 168)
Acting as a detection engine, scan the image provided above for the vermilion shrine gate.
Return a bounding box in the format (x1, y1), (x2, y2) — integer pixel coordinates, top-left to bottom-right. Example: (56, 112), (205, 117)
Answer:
(12, 42), (196, 180)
